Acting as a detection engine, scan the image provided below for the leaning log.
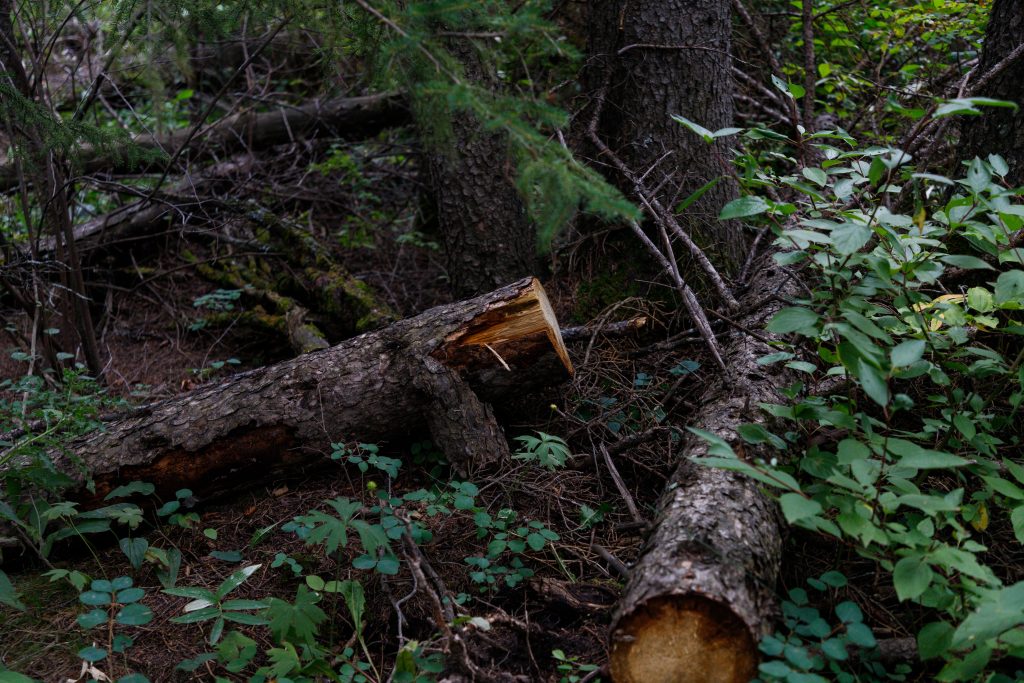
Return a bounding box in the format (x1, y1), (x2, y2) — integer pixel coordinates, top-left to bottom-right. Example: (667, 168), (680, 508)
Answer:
(11, 278), (571, 504)
(609, 257), (794, 683)
(0, 93), (409, 191)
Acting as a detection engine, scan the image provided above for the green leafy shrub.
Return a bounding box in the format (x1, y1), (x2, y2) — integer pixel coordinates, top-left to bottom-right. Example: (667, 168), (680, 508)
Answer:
(698, 111), (1024, 680)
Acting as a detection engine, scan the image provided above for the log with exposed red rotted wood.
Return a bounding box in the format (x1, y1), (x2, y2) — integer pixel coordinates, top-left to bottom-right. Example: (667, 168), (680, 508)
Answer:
(1, 278), (572, 507)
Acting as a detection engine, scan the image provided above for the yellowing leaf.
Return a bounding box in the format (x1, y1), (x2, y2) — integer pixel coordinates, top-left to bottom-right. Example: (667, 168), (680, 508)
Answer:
(913, 294), (967, 330)
(970, 502), (989, 532)
(914, 207), (926, 233)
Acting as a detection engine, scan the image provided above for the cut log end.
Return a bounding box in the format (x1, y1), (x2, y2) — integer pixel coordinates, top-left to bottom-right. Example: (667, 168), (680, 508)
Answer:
(437, 277), (573, 376)
(610, 595), (758, 683)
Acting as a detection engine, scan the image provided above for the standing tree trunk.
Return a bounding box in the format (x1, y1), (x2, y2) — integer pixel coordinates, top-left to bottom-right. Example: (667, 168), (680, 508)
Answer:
(960, 0), (1024, 184)
(423, 42), (537, 296)
(0, 0), (104, 379)
(585, 0), (746, 273)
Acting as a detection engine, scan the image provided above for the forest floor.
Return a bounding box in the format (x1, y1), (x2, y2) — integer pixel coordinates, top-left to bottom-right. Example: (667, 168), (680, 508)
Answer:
(0, 131), (932, 683)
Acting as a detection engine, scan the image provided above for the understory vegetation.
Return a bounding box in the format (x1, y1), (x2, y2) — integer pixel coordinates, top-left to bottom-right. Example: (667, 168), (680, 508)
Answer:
(1, 0), (1023, 681)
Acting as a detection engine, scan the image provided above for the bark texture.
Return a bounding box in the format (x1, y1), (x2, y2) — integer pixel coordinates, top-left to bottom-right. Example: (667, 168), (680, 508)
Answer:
(0, 93), (409, 190)
(609, 257), (794, 683)
(12, 278), (570, 504)
(960, 0), (1024, 184)
(424, 44), (536, 296)
(586, 0), (745, 271)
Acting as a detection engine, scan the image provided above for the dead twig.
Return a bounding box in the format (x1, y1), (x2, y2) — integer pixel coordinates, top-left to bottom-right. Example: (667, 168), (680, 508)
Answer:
(599, 444), (643, 524)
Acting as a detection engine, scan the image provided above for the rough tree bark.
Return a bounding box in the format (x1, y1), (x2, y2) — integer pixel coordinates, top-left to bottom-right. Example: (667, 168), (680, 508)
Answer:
(959, 0), (1024, 184)
(423, 43), (537, 296)
(8, 278), (571, 505)
(585, 0), (746, 273)
(0, 93), (409, 191)
(609, 256), (794, 683)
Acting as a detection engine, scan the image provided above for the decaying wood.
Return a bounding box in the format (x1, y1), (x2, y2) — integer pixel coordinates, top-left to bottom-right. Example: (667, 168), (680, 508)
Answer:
(4, 278), (571, 504)
(0, 93), (409, 191)
(609, 256), (795, 683)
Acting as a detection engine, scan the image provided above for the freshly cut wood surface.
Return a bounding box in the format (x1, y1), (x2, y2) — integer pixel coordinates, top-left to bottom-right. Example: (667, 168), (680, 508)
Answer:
(9, 278), (570, 504)
(610, 257), (794, 683)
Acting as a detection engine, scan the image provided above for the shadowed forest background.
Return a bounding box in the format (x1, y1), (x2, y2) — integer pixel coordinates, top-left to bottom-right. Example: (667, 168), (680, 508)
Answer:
(1, 0), (1024, 681)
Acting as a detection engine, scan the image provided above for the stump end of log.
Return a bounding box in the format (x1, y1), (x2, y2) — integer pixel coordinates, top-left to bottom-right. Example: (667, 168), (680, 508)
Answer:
(437, 277), (573, 377)
(610, 595), (758, 683)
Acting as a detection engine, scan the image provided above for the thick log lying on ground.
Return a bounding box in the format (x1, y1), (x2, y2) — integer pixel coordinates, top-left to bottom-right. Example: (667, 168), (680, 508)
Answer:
(16, 278), (571, 504)
(609, 257), (795, 683)
(0, 93), (409, 191)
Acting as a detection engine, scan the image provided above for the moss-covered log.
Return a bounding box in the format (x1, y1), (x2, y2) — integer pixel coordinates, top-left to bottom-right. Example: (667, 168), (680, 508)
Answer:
(609, 257), (794, 683)
(10, 278), (571, 505)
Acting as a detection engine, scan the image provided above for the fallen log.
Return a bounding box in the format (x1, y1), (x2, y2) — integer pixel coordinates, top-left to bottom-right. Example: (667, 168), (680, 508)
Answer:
(5, 278), (571, 504)
(0, 93), (409, 191)
(609, 257), (795, 683)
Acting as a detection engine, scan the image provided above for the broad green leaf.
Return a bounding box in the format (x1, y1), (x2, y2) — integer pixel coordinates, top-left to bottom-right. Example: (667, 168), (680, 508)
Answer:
(104, 481), (155, 501)
(836, 601), (863, 624)
(116, 603), (153, 626)
(831, 221), (872, 254)
(911, 172), (954, 185)
(116, 588), (145, 604)
(893, 556), (933, 601)
(995, 271), (1024, 306)
(891, 339), (925, 367)
(802, 167), (827, 187)
(934, 97), (1019, 118)
(779, 493), (822, 523)
(819, 571), (847, 588)
(855, 358), (890, 406)
(1011, 506), (1024, 544)
(77, 609), (107, 629)
(737, 423), (786, 448)
(671, 114), (714, 142)
(967, 287), (994, 312)
(767, 307), (820, 334)
(79, 590), (112, 606)
(77, 646), (107, 662)
(162, 587), (216, 602)
(989, 154), (1010, 176)
(169, 606), (220, 624)
(338, 580), (365, 632)
(984, 476), (1024, 500)
(952, 582), (1024, 648)
(712, 127), (743, 138)
(836, 439), (870, 465)
(918, 621), (954, 660)
(0, 570), (26, 611)
(966, 157), (991, 194)
(216, 564), (262, 600)
(887, 439), (969, 469)
(953, 413), (976, 440)
(219, 599), (268, 611)
(719, 196), (769, 220)
(845, 622), (876, 648)
(939, 255), (993, 270)
(221, 612), (269, 625)
(119, 538), (149, 570)
(694, 456), (802, 491)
